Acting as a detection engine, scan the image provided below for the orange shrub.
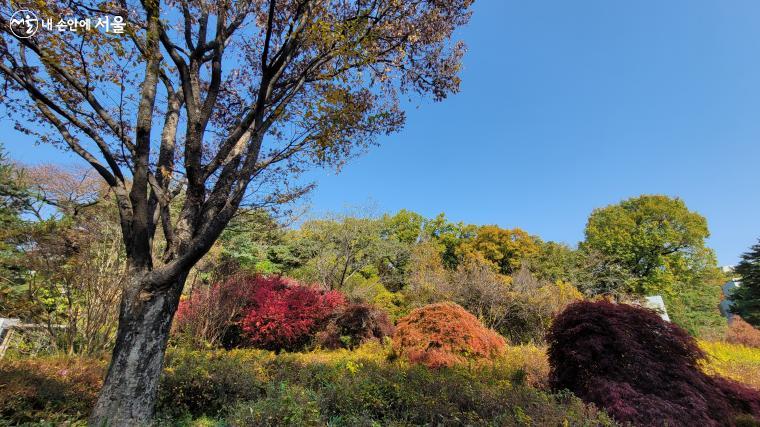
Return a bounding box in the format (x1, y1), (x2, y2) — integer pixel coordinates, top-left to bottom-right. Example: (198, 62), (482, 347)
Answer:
(392, 302), (507, 368)
(726, 317), (760, 348)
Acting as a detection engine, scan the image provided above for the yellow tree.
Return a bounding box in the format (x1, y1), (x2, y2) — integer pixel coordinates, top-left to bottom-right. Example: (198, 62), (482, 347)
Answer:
(458, 225), (540, 275)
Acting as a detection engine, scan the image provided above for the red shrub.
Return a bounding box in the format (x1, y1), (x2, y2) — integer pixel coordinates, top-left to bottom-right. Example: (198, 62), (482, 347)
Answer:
(240, 277), (346, 351)
(316, 303), (394, 349)
(392, 302), (506, 368)
(173, 275), (346, 351)
(727, 317), (760, 348)
(547, 300), (760, 426)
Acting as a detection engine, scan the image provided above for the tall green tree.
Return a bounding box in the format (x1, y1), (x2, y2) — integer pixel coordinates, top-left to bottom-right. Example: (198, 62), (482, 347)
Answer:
(581, 195), (724, 334)
(731, 239), (760, 327)
(0, 144), (31, 314)
(530, 241), (581, 284)
(0, 0), (474, 422)
(295, 214), (409, 291)
(216, 209), (296, 276)
(382, 209), (425, 245)
(0, 145), (27, 228)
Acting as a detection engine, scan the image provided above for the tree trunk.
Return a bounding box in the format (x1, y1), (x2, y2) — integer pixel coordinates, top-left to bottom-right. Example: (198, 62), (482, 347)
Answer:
(89, 273), (186, 426)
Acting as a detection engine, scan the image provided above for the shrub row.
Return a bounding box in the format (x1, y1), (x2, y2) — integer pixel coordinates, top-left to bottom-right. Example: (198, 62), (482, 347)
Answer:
(158, 343), (614, 426)
(0, 344), (613, 426)
(174, 276), (392, 352)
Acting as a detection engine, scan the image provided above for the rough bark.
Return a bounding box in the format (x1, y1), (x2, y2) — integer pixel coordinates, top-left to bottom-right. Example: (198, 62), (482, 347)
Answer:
(89, 272), (186, 426)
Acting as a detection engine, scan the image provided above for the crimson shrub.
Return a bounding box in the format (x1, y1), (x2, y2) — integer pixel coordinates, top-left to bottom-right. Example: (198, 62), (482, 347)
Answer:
(239, 276), (346, 351)
(547, 300), (760, 426)
(173, 275), (346, 351)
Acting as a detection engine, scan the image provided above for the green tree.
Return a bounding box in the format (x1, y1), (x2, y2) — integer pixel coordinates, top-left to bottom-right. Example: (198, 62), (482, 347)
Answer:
(382, 209), (425, 245)
(216, 210), (297, 276)
(421, 213), (477, 269)
(583, 195), (709, 293)
(9, 165), (125, 354)
(582, 195), (724, 334)
(0, 144), (31, 315)
(378, 210), (425, 290)
(531, 240), (582, 284)
(295, 214), (409, 291)
(731, 239), (760, 327)
(0, 145), (27, 227)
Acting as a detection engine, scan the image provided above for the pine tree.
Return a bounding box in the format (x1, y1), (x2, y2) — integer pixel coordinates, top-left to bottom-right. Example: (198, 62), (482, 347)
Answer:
(731, 239), (760, 327)
(0, 144), (32, 314)
(0, 144), (28, 227)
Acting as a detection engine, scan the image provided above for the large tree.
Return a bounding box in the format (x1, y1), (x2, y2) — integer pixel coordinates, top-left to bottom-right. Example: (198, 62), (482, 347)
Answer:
(0, 0), (473, 423)
(732, 239), (760, 327)
(295, 213), (406, 290)
(581, 194), (724, 334)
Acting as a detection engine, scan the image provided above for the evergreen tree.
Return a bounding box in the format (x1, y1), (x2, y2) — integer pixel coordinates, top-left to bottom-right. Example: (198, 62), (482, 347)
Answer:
(732, 239), (760, 327)
(0, 144), (27, 227)
(0, 144), (31, 315)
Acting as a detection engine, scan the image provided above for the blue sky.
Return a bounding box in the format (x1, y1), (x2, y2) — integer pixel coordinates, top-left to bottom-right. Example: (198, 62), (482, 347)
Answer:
(303, 0), (760, 266)
(4, 0), (760, 265)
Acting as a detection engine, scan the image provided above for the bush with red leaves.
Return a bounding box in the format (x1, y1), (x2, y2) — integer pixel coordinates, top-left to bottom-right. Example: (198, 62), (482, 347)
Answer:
(316, 302), (394, 349)
(239, 276), (346, 352)
(547, 300), (760, 427)
(174, 275), (346, 351)
(727, 316), (760, 348)
(392, 302), (506, 368)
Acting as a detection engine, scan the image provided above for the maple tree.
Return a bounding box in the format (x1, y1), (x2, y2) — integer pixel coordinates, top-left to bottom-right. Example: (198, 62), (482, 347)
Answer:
(239, 275), (345, 351)
(172, 276), (252, 348)
(548, 300), (760, 426)
(173, 275), (346, 351)
(392, 302), (506, 368)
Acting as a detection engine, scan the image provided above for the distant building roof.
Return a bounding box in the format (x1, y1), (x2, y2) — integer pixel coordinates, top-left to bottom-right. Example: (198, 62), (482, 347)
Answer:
(723, 280), (741, 297)
(644, 295), (670, 322)
(719, 299), (735, 318)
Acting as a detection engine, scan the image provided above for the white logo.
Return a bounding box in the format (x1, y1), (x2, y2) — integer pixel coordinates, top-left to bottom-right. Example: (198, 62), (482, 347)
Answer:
(9, 10), (39, 38)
